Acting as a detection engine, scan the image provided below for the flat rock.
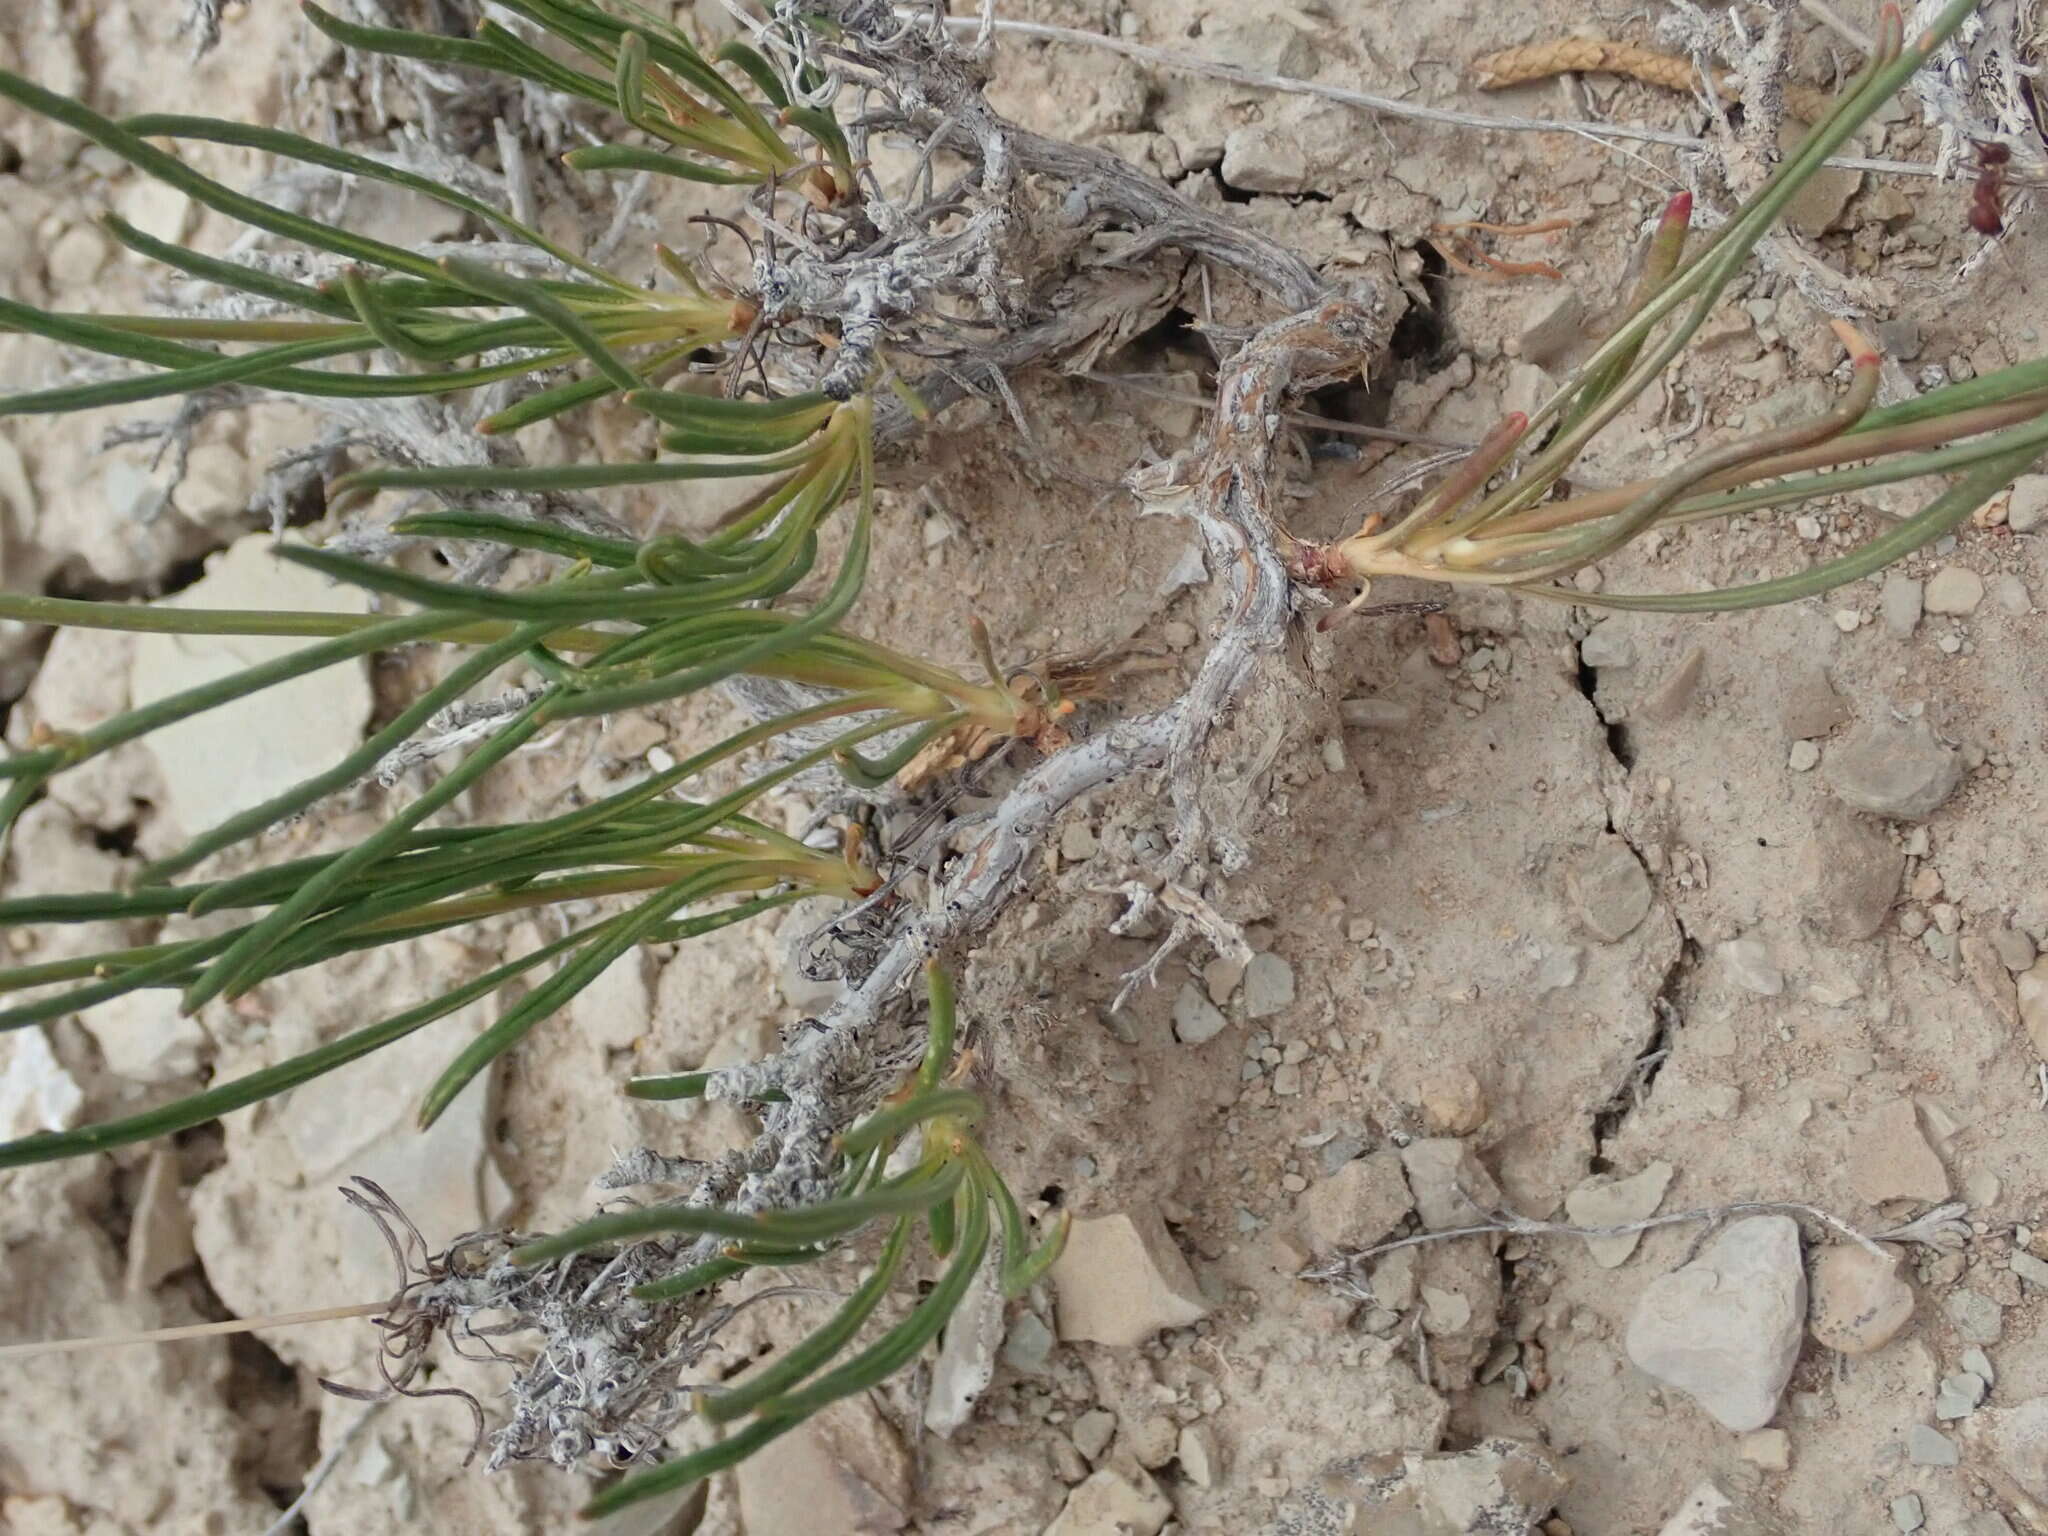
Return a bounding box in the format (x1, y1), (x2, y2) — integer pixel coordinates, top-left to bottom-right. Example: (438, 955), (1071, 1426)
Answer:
(1826, 718), (1964, 821)
(2018, 957), (2048, 1057)
(1172, 982), (1228, 1045)
(1044, 1461), (1171, 1536)
(1908, 1424), (1960, 1466)
(1417, 1067), (1487, 1135)
(1565, 1161), (1673, 1267)
(1945, 1287), (2004, 1346)
(1847, 1099), (1950, 1204)
(1296, 1148), (1413, 1255)
(1050, 1210), (1210, 1348)
(1201, 17), (1315, 75)
(1641, 645), (1706, 721)
(130, 535), (375, 840)
(125, 1148), (196, 1293)
(1779, 667), (1850, 739)
(1880, 573), (1924, 637)
(1656, 1477), (1783, 1536)
(1625, 1215), (1807, 1431)
(1968, 1396), (2048, 1500)
(1581, 623), (1636, 669)
(1936, 1371), (1988, 1419)
(1719, 937), (1784, 996)
(1070, 1408), (1117, 1463)
(1400, 1138), (1503, 1232)
(1809, 1242), (1915, 1353)
(1992, 926), (2038, 973)
(1567, 837), (1653, 943)
(1738, 1428), (1790, 1472)
(1221, 125), (1309, 192)
(1923, 566), (1986, 615)
(0, 1027), (82, 1140)
(77, 988), (209, 1084)
(2009, 474), (2048, 532)
(1319, 1437), (1568, 1534)
(925, 1254), (1003, 1438)
(1799, 808), (1902, 941)
(1518, 289), (1586, 368)
(733, 1394), (911, 1534)
(1000, 1310), (1055, 1376)
(1243, 951), (1296, 1019)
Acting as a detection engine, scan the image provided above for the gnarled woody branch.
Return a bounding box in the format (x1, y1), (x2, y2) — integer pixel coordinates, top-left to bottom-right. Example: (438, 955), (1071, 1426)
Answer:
(689, 293), (1389, 1233)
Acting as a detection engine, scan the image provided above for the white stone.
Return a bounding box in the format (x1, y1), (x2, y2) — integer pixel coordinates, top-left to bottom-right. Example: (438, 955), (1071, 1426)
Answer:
(1924, 566), (1985, 615)
(2018, 957), (2048, 1057)
(1971, 1396), (2048, 1501)
(1050, 1211), (1210, 1347)
(925, 1255), (1003, 1438)
(1827, 718), (1964, 821)
(1880, 573), (1924, 637)
(1738, 1428), (1791, 1471)
(1565, 1161), (1674, 1267)
(0, 1027), (83, 1140)
(1221, 126), (1309, 193)
(1656, 1480), (1746, 1536)
(1625, 1215), (1807, 1431)
(115, 179), (194, 244)
(1846, 1098), (1949, 1203)
(130, 536), (375, 840)
(1400, 1138), (1503, 1231)
(1581, 623), (1636, 669)
(567, 949), (654, 1054)
(1295, 1148), (1411, 1255)
(1070, 1408), (1117, 1463)
(44, 222), (110, 286)
(1172, 982), (1228, 1045)
(78, 988), (210, 1084)
(1045, 1465), (1170, 1536)
(1719, 936), (1783, 996)
(2008, 475), (2048, 533)
(125, 1149), (197, 1293)
(1326, 1439), (1567, 1531)
(1242, 952), (1296, 1019)
(733, 1395), (911, 1534)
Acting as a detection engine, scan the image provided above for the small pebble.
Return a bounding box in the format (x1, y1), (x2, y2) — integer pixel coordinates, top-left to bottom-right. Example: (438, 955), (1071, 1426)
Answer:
(1924, 566), (1985, 615)
(1906, 1424), (1960, 1467)
(1892, 1493), (1925, 1532)
(1339, 695), (1411, 729)
(1880, 574), (1924, 637)
(1243, 953), (1296, 1020)
(1992, 926), (2037, 973)
(1833, 608), (1863, 632)
(1581, 624), (1636, 668)
(1788, 740), (1821, 772)
(1935, 1371), (1987, 1420)
(1173, 984), (1229, 1046)
(1738, 1428), (1790, 1472)
(1991, 573), (2030, 615)
(2011, 1251), (2048, 1290)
